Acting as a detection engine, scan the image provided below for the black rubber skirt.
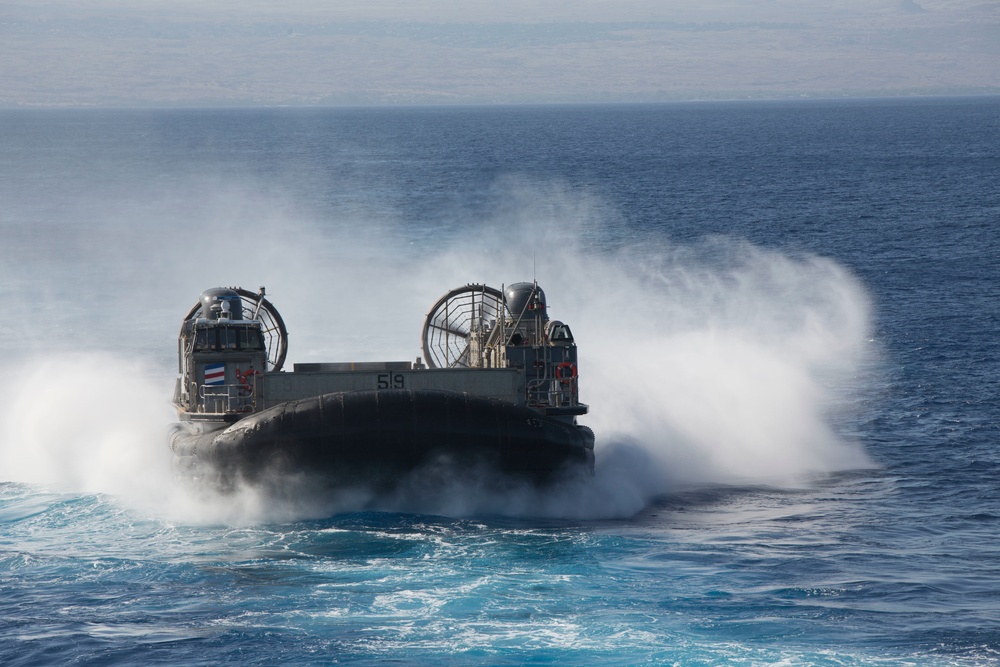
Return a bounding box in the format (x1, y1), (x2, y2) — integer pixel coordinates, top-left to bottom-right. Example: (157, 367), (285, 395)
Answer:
(171, 389), (595, 487)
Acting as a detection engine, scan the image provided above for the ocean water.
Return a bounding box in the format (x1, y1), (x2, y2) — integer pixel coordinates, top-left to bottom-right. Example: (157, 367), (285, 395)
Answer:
(1, 98), (999, 665)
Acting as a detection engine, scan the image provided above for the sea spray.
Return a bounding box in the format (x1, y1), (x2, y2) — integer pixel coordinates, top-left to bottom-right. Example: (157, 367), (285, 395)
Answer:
(0, 353), (175, 498)
(0, 182), (875, 521)
(576, 241), (875, 487)
(418, 208), (876, 512)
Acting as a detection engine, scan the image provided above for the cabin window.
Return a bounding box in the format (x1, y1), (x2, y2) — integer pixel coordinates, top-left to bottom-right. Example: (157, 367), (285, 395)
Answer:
(194, 328), (217, 351)
(550, 324), (574, 342)
(193, 325), (264, 351)
(218, 327), (239, 350)
(240, 328), (265, 351)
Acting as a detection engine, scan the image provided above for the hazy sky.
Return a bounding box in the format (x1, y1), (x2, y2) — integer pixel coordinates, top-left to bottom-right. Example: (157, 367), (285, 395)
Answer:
(2, 0), (998, 106)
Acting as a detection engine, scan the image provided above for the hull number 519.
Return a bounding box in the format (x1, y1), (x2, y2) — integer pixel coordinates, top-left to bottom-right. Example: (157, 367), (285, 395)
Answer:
(377, 373), (406, 389)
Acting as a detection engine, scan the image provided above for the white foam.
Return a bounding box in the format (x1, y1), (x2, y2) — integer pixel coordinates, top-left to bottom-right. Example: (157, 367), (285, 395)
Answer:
(0, 181), (876, 521)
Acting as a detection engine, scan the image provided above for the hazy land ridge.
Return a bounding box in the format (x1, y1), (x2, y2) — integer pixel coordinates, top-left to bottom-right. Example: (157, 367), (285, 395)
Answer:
(2, 0), (998, 106)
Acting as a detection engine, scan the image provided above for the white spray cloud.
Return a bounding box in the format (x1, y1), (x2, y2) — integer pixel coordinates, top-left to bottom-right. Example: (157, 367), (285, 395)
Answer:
(0, 354), (175, 499)
(0, 179), (876, 522)
(580, 242), (874, 487)
(414, 182), (875, 501)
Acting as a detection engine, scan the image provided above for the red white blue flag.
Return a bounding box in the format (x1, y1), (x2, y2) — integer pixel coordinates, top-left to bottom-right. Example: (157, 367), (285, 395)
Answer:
(204, 363), (226, 385)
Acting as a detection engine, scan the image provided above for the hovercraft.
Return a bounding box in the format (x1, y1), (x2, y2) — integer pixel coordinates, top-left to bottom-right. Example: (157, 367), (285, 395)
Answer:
(169, 282), (595, 488)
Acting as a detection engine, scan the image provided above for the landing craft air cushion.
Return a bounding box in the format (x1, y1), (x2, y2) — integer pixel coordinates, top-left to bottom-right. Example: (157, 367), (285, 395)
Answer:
(169, 283), (595, 488)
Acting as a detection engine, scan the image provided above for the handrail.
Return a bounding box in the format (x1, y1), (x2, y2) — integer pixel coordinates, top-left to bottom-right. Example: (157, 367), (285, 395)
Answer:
(525, 375), (577, 408)
(198, 383), (255, 414)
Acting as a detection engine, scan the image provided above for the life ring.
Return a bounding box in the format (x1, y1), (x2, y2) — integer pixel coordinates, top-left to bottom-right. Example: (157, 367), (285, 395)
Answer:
(555, 362), (577, 382)
(237, 368), (260, 395)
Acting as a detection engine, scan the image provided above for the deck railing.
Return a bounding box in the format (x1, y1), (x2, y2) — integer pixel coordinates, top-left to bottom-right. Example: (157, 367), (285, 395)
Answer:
(198, 384), (255, 414)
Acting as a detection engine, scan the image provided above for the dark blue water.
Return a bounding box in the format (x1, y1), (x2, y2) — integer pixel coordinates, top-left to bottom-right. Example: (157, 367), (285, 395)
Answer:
(1, 99), (999, 665)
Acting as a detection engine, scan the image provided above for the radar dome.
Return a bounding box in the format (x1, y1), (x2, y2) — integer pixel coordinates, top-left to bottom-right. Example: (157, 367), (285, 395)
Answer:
(199, 288), (244, 320)
(505, 282), (547, 321)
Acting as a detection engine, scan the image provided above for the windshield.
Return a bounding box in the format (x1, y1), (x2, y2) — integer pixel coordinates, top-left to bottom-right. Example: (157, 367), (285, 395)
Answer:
(193, 325), (265, 352)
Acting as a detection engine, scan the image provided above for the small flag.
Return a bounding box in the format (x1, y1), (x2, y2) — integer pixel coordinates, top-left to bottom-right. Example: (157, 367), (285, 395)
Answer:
(204, 363), (226, 385)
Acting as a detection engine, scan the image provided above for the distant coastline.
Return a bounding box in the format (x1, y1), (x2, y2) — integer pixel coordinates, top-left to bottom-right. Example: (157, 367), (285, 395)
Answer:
(3, 2), (998, 108)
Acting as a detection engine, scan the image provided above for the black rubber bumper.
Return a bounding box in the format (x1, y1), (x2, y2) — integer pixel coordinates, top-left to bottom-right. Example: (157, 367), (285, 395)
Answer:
(172, 389), (594, 486)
